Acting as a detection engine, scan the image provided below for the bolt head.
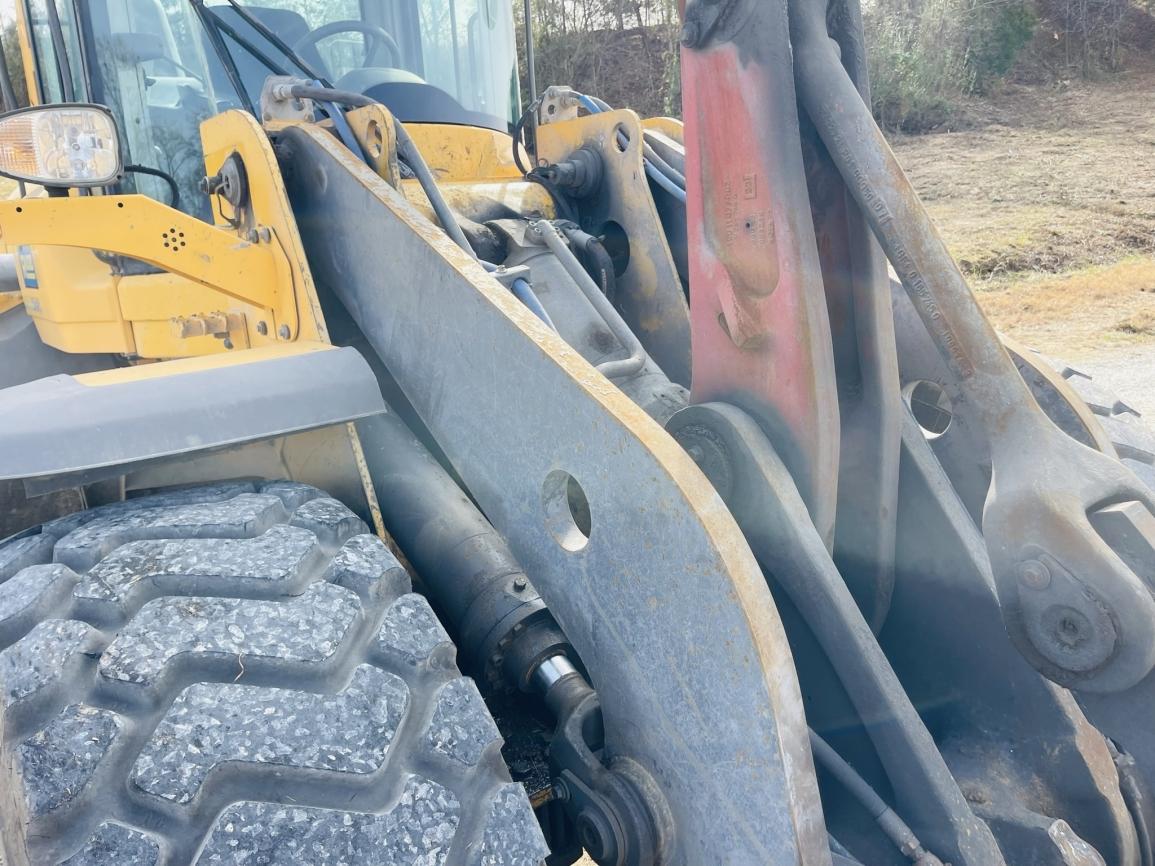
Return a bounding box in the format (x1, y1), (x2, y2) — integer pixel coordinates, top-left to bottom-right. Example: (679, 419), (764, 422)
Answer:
(278, 324), (291, 339)
(1017, 559), (1052, 590)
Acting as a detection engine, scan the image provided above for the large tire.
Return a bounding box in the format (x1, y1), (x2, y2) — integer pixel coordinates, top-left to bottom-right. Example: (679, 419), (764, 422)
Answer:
(0, 481), (549, 866)
(1045, 359), (1155, 490)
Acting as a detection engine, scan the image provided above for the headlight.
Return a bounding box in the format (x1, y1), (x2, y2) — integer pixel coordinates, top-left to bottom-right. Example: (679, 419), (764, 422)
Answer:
(0, 104), (121, 188)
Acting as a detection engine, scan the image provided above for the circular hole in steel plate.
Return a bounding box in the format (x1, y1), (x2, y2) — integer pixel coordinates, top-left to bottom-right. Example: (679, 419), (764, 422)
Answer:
(542, 470), (592, 552)
(904, 379), (954, 439)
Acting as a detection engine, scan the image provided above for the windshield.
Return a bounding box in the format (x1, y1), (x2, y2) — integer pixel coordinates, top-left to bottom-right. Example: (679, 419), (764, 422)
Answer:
(53, 0), (519, 216)
(212, 0), (521, 132)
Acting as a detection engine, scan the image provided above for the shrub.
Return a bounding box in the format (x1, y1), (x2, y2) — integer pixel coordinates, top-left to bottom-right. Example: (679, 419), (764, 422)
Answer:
(965, 0), (1038, 91)
(865, 0), (969, 131)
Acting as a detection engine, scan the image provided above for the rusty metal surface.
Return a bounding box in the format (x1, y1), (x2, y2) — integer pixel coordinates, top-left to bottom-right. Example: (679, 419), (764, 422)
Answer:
(277, 123), (831, 865)
(680, 0), (841, 546)
(789, 0), (1155, 694)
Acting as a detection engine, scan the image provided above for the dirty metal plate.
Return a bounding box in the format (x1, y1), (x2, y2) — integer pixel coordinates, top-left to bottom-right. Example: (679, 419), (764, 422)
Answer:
(536, 110), (693, 389)
(277, 125), (830, 865)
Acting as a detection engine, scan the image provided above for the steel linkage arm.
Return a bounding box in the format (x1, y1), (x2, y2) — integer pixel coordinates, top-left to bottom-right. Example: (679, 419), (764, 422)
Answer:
(788, 0), (1155, 694)
(680, 0), (842, 547)
(668, 402), (1005, 866)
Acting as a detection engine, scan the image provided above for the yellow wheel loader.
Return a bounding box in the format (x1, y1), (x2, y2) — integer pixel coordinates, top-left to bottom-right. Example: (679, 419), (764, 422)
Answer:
(0, 1), (1153, 864)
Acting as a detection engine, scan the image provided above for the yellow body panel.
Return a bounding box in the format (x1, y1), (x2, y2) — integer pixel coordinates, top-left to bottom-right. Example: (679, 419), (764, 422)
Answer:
(201, 110), (330, 344)
(0, 111), (331, 360)
(641, 116), (684, 144)
(404, 123), (525, 181)
(15, 245), (135, 354)
(0, 293), (20, 316)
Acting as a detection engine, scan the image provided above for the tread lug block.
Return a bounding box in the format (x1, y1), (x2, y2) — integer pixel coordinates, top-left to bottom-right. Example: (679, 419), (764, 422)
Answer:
(323, 534), (411, 603)
(195, 776), (460, 865)
(288, 497), (370, 550)
(258, 480), (324, 511)
(0, 485), (545, 864)
(375, 594), (456, 672)
(17, 705), (122, 820)
(1063, 374), (1121, 417)
(51, 494), (290, 573)
(0, 565), (79, 649)
(0, 535), (55, 584)
(1, 620), (103, 738)
(1098, 413), (1155, 463)
(130, 665), (409, 806)
(472, 782), (552, 866)
(425, 678), (502, 770)
(97, 582), (361, 691)
(75, 526), (323, 620)
(41, 483), (260, 541)
(60, 823), (161, 866)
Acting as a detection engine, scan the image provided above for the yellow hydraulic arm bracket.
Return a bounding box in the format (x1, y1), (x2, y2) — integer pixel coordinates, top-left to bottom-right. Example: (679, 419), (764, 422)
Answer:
(0, 194), (299, 341)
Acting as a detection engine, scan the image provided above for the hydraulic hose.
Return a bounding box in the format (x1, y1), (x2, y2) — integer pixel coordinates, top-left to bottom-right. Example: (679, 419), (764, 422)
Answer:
(479, 260), (557, 330)
(280, 84), (562, 332)
(532, 219), (646, 379)
(809, 730), (944, 866)
(644, 161), (686, 203)
(510, 278), (558, 330)
(559, 224), (617, 303)
(575, 92), (686, 201)
(280, 83), (476, 258)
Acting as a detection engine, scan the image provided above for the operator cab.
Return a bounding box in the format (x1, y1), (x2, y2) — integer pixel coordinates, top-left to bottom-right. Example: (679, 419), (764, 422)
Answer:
(199, 1), (520, 132)
(20, 0), (520, 216)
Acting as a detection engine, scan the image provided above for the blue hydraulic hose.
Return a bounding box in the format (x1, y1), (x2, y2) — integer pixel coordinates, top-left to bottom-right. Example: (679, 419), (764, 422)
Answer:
(577, 93), (603, 115)
(645, 161), (687, 203)
(511, 278), (558, 330)
(481, 260), (557, 330)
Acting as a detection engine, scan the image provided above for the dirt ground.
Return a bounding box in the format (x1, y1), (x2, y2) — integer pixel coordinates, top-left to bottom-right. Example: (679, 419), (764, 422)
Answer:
(889, 67), (1155, 413)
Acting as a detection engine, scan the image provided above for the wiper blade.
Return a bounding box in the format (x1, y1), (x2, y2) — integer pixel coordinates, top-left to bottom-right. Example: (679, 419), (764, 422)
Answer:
(190, 0), (254, 114)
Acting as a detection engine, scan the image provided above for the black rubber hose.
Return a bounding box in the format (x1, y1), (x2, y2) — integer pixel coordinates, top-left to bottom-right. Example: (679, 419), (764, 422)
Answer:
(809, 730), (944, 866)
(284, 84), (477, 257)
(511, 99), (538, 177)
(560, 224), (617, 304)
(123, 164), (180, 210)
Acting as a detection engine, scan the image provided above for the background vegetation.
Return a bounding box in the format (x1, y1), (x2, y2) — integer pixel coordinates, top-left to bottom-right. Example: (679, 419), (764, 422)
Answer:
(514, 0), (1154, 131)
(2, 0), (1151, 129)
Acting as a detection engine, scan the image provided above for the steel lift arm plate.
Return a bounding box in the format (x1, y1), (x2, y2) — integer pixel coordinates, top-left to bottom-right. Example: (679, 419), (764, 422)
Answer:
(276, 124), (831, 866)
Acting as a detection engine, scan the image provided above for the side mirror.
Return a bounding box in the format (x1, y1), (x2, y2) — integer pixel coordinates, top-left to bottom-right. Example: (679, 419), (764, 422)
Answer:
(0, 103), (121, 188)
